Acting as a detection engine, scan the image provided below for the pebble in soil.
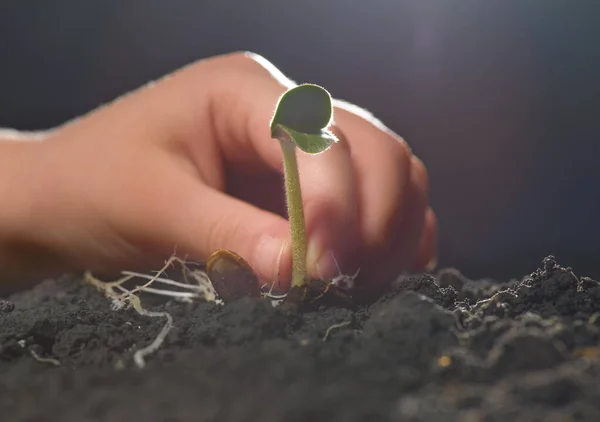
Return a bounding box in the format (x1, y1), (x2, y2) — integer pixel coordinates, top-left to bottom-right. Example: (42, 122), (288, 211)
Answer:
(2, 256), (600, 421)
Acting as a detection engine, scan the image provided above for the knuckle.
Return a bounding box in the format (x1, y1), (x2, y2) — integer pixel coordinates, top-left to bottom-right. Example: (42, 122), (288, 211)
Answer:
(388, 134), (412, 172)
(374, 140), (413, 246)
(328, 125), (352, 153)
(219, 51), (295, 88)
(410, 155), (430, 197)
(188, 51), (272, 82)
(221, 51), (265, 72)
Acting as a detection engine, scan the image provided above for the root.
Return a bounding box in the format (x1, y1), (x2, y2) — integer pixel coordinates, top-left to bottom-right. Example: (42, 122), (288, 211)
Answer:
(132, 306), (173, 369)
(317, 252), (360, 291)
(260, 280), (288, 306)
(259, 244), (288, 306)
(322, 320), (352, 342)
(258, 250), (360, 308)
(18, 339), (60, 366)
(84, 254), (221, 369)
(331, 267), (360, 291)
(29, 348), (61, 367)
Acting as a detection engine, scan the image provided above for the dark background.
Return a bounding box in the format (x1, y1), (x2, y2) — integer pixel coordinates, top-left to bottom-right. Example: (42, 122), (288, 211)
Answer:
(1, 1), (599, 281)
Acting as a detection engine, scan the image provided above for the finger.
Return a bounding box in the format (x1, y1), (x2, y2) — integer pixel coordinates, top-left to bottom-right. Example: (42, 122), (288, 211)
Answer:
(410, 207), (438, 272)
(157, 172), (294, 288)
(387, 156), (430, 273)
(160, 52), (294, 177)
(201, 52), (291, 177)
(331, 101), (413, 269)
(297, 127), (360, 281)
(366, 154), (429, 286)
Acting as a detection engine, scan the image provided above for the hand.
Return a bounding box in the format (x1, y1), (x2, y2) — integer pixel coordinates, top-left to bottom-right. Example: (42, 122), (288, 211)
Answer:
(0, 52), (436, 294)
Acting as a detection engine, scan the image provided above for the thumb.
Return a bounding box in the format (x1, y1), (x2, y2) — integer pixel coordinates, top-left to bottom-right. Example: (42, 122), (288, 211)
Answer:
(164, 179), (293, 290)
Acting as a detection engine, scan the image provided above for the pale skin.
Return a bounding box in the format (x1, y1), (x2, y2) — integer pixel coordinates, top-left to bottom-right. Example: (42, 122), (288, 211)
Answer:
(0, 52), (437, 295)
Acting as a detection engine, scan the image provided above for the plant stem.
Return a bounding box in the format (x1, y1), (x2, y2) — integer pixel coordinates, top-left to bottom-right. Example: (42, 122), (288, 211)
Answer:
(279, 138), (307, 288)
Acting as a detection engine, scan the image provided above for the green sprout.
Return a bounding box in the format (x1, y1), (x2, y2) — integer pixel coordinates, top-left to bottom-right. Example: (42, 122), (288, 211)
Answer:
(270, 83), (338, 290)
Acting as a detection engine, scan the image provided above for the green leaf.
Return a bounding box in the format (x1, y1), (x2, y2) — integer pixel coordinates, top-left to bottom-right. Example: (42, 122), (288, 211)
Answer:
(270, 84), (337, 154)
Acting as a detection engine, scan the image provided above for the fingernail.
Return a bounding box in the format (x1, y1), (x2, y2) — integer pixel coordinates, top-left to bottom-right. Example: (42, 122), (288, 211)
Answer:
(307, 239), (339, 281)
(254, 236), (286, 284)
(318, 253), (337, 281)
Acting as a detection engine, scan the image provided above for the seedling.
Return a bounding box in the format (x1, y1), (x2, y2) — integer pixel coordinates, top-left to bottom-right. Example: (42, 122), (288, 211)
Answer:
(270, 84), (354, 306)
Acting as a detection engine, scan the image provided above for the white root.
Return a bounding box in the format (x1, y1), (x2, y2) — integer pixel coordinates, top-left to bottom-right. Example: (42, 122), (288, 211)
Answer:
(29, 348), (61, 367)
(84, 255), (221, 369)
(259, 252), (361, 308)
(18, 339), (61, 366)
(330, 267), (360, 291)
(261, 280), (287, 298)
(322, 320), (352, 342)
(132, 304), (173, 369)
(317, 252), (361, 291)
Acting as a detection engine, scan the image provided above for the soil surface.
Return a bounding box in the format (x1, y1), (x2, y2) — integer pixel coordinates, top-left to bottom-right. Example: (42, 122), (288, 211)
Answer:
(3, 256), (600, 421)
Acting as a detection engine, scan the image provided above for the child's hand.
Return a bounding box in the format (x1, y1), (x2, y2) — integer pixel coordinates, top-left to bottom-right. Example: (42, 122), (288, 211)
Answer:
(0, 52), (436, 294)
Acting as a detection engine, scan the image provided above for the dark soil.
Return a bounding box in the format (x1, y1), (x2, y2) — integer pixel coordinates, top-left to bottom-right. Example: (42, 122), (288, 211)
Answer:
(3, 256), (600, 421)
